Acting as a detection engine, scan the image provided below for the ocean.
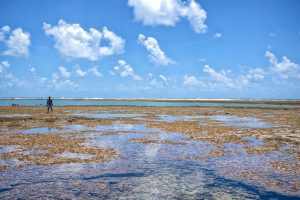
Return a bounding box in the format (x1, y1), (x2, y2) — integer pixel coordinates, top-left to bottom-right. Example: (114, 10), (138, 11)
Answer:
(0, 98), (299, 108)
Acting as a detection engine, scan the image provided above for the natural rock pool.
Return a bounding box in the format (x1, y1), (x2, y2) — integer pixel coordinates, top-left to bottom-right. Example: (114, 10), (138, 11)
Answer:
(0, 106), (299, 199)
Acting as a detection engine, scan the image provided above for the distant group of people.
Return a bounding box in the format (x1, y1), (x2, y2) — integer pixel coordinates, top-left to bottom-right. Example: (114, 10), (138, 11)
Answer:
(11, 97), (53, 113)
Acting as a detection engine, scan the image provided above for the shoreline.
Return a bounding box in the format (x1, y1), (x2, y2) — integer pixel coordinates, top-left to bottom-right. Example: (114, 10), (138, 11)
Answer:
(0, 98), (300, 106)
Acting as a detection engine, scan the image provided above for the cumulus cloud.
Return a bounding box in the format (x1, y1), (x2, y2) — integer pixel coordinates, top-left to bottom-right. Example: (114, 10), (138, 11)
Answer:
(239, 68), (265, 86)
(52, 79), (79, 90)
(0, 61), (27, 89)
(75, 67), (88, 77)
(58, 66), (71, 78)
(183, 0), (207, 33)
(74, 66), (102, 77)
(29, 64), (36, 73)
(265, 51), (300, 79)
(0, 60), (10, 74)
(247, 68), (265, 80)
(50, 70), (78, 91)
(0, 26), (10, 41)
(111, 60), (142, 80)
(183, 75), (205, 87)
(52, 72), (59, 81)
(37, 77), (47, 84)
(43, 19), (125, 60)
(88, 67), (103, 77)
(2, 73), (27, 88)
(0, 26), (31, 57)
(213, 32), (222, 38)
(128, 0), (207, 33)
(138, 34), (174, 65)
(149, 74), (169, 88)
(203, 65), (235, 88)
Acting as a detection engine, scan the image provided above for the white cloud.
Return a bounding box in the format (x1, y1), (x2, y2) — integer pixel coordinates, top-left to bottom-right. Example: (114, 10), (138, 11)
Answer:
(5, 74), (23, 87)
(58, 66), (71, 78)
(112, 60), (142, 80)
(149, 74), (169, 88)
(265, 51), (300, 79)
(43, 19), (125, 60)
(238, 68), (265, 86)
(0, 26), (10, 41)
(53, 79), (79, 90)
(183, 75), (205, 87)
(183, 0), (207, 33)
(247, 68), (265, 80)
(159, 74), (168, 85)
(0, 61), (23, 89)
(1, 60), (9, 67)
(138, 34), (174, 65)
(52, 72), (59, 81)
(0, 61), (10, 74)
(49, 71), (78, 91)
(203, 65), (234, 87)
(75, 66), (103, 77)
(37, 77), (47, 84)
(88, 67), (102, 77)
(128, 0), (207, 33)
(29, 64), (36, 73)
(213, 32), (222, 38)
(75, 68), (88, 77)
(1, 27), (31, 57)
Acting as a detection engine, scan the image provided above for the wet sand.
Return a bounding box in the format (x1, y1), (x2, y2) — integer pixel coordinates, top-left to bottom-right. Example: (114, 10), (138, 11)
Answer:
(0, 105), (299, 198)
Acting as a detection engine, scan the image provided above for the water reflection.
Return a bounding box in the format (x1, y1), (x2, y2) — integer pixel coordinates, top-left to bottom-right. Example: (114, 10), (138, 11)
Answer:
(72, 113), (143, 119)
(155, 114), (277, 129)
(0, 121), (299, 199)
(0, 114), (32, 118)
(207, 115), (277, 128)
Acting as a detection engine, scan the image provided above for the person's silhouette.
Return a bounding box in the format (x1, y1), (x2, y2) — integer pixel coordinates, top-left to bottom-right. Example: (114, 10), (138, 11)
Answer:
(47, 96), (53, 113)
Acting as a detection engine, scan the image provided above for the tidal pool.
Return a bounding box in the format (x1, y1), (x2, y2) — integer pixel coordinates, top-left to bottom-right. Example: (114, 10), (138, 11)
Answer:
(0, 145), (23, 153)
(155, 115), (203, 123)
(56, 152), (95, 159)
(0, 114), (32, 118)
(207, 115), (277, 128)
(0, 159), (26, 168)
(0, 122), (299, 199)
(8, 125), (93, 134)
(10, 127), (63, 134)
(155, 114), (277, 129)
(21, 150), (48, 155)
(72, 113), (143, 119)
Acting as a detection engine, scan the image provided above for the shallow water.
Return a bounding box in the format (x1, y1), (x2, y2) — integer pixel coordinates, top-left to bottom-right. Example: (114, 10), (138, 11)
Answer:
(9, 125), (94, 134)
(56, 152), (95, 159)
(72, 113), (143, 119)
(21, 150), (48, 155)
(10, 127), (64, 134)
(0, 122), (299, 199)
(207, 115), (277, 128)
(0, 114), (32, 118)
(1, 99), (299, 108)
(0, 145), (23, 153)
(0, 159), (25, 168)
(155, 114), (277, 128)
(155, 115), (203, 122)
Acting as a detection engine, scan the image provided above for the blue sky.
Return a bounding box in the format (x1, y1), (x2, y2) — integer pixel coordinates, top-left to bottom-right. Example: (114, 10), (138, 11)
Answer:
(0, 0), (299, 99)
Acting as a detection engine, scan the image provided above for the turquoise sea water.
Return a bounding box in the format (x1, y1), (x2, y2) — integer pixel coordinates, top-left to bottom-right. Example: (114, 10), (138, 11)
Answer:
(0, 98), (299, 108)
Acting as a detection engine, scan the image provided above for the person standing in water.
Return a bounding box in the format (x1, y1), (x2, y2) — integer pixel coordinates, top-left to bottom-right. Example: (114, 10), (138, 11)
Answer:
(47, 96), (53, 113)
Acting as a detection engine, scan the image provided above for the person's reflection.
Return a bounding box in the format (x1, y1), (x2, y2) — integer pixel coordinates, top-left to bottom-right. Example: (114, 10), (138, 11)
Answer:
(47, 123), (54, 133)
